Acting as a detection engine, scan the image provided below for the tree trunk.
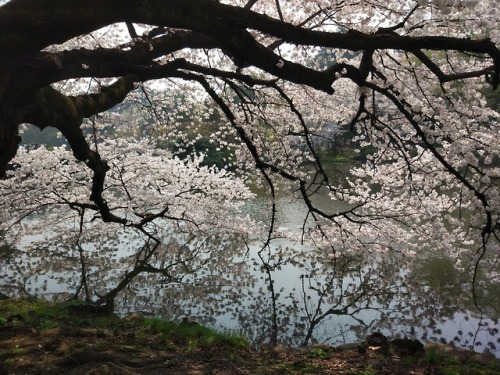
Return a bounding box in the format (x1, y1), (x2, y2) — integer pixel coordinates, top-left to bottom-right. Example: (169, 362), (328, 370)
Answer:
(0, 102), (21, 178)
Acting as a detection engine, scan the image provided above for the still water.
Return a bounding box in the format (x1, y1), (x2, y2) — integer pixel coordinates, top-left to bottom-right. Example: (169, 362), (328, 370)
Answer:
(1, 184), (499, 356)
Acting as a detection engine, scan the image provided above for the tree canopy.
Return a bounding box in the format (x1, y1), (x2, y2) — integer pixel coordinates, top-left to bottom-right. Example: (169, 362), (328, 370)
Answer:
(0, 0), (499, 316)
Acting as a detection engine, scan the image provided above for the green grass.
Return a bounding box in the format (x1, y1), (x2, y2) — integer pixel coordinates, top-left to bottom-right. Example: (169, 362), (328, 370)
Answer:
(11, 344), (23, 355)
(0, 296), (63, 327)
(143, 318), (247, 350)
(0, 297), (247, 352)
(426, 346), (442, 365)
(0, 297), (118, 330)
(309, 347), (331, 359)
(424, 346), (500, 375)
(436, 361), (500, 375)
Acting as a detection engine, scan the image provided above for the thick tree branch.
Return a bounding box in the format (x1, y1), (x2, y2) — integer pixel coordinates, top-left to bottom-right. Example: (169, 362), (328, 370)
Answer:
(20, 76), (138, 223)
(214, 26), (335, 93)
(412, 49), (495, 86)
(1, 0), (498, 88)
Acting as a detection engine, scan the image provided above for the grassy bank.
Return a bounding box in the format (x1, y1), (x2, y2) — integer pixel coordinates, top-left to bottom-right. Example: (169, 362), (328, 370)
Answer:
(1, 297), (499, 374)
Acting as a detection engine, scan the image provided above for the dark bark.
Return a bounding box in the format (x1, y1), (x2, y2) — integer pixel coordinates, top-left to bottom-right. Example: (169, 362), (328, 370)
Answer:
(0, 104), (21, 178)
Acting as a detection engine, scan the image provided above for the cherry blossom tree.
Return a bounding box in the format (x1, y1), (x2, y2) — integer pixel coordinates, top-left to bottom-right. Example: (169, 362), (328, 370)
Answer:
(0, 0), (499, 342)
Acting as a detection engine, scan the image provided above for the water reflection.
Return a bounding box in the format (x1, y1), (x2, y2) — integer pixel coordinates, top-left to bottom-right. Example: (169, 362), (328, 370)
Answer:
(1, 197), (499, 357)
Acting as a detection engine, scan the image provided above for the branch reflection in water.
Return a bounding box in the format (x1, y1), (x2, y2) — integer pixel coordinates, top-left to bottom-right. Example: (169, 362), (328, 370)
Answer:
(1, 191), (499, 357)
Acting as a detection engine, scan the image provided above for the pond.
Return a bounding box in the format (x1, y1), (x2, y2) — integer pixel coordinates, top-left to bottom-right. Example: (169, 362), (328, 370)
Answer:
(1, 169), (499, 357)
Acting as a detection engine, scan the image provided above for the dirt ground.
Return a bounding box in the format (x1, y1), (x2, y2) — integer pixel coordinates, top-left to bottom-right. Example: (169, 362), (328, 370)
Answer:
(0, 298), (499, 375)
(0, 326), (425, 374)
